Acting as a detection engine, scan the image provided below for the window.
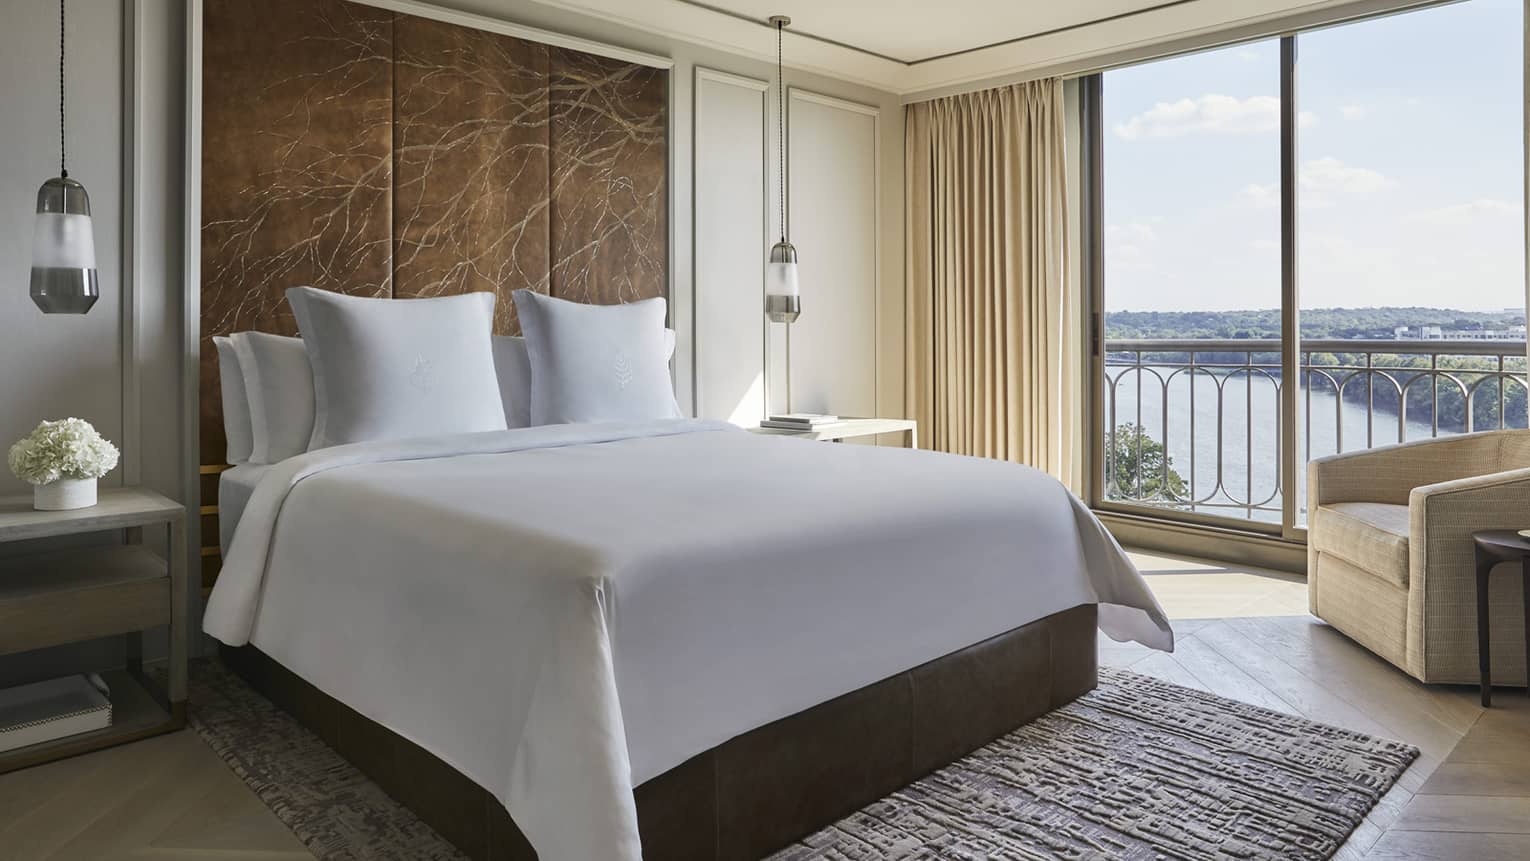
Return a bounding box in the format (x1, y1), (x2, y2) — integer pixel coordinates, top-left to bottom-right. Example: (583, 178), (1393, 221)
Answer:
(1091, 0), (1526, 535)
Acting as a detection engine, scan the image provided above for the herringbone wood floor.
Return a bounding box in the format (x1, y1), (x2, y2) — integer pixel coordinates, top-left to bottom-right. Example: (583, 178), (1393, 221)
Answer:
(0, 549), (1525, 859)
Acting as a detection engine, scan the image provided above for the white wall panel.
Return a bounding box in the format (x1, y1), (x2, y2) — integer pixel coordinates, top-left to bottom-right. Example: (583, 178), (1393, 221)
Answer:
(784, 89), (879, 418)
(693, 68), (769, 425)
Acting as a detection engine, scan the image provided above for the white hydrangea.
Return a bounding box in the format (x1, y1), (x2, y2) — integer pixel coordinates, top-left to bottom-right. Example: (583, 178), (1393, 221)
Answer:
(7, 418), (120, 486)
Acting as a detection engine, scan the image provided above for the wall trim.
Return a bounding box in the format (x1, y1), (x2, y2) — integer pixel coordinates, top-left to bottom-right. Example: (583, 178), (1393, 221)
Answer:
(182, 0), (205, 631)
(352, 0), (675, 68)
(121, 0), (141, 487)
(787, 87), (883, 418)
(692, 66), (769, 421)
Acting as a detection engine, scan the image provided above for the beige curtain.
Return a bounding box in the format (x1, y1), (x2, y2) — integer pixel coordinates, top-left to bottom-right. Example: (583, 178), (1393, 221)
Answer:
(905, 79), (1082, 492)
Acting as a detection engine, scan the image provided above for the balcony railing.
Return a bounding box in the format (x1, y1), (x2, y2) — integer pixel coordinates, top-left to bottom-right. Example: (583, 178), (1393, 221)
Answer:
(1102, 338), (1530, 522)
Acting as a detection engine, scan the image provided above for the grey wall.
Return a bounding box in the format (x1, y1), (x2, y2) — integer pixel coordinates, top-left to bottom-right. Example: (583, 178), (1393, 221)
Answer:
(1, 1), (127, 499)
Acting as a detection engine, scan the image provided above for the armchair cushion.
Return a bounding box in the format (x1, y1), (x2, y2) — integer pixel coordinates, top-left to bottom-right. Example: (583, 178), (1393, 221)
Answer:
(1311, 501), (1410, 588)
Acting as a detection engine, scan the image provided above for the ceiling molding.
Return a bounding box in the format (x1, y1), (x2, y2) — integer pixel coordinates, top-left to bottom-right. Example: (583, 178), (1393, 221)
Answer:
(522, 0), (906, 91)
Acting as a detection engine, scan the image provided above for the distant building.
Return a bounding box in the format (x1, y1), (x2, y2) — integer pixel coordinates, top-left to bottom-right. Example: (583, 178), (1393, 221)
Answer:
(1393, 324), (1526, 341)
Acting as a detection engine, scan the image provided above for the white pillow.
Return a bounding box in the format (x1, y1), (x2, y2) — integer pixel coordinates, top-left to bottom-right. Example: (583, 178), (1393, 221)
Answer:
(288, 287), (507, 449)
(213, 336), (253, 464)
(492, 328), (677, 428)
(232, 332), (315, 464)
(511, 290), (681, 425)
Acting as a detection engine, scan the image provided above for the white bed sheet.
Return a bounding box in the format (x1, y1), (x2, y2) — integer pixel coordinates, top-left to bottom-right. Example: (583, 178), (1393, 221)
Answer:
(205, 420), (1172, 861)
(217, 463), (269, 557)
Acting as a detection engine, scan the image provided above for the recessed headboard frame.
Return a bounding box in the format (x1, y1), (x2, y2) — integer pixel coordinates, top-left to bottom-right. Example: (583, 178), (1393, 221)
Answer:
(183, 0), (675, 597)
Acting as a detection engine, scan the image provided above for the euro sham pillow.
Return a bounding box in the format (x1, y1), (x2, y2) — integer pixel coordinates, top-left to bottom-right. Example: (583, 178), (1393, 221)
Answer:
(287, 287), (507, 449)
(492, 328), (677, 428)
(231, 332), (314, 465)
(511, 289), (682, 425)
(213, 336), (254, 464)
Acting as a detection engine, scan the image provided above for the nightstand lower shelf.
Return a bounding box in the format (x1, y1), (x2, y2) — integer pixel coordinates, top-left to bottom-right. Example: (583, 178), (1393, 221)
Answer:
(0, 667), (185, 776)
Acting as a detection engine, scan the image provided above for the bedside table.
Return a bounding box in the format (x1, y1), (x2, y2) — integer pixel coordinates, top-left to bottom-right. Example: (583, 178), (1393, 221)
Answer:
(748, 417), (919, 448)
(0, 487), (187, 774)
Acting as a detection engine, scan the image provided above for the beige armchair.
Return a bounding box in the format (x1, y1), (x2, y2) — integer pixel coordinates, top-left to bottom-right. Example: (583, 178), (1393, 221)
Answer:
(1308, 429), (1530, 686)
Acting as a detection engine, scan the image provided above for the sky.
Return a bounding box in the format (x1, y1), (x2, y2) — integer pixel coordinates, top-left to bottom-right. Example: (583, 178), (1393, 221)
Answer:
(1103, 0), (1525, 313)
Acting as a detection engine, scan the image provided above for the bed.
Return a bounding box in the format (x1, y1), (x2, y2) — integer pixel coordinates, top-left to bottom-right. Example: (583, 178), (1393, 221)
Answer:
(194, 5), (1169, 853)
(204, 418), (1172, 860)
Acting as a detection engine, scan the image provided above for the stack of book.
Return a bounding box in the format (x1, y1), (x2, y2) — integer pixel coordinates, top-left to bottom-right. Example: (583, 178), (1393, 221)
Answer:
(760, 413), (842, 431)
(0, 674), (112, 754)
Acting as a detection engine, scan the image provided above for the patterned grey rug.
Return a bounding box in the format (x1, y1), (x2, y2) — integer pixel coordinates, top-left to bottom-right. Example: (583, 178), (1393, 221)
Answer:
(187, 660), (1416, 861)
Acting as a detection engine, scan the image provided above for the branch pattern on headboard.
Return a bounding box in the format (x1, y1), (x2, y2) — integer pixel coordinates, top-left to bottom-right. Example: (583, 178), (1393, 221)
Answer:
(199, 0), (668, 584)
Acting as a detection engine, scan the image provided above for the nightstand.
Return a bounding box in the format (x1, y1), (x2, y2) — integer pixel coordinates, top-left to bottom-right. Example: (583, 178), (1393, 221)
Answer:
(748, 417), (919, 448)
(0, 487), (187, 774)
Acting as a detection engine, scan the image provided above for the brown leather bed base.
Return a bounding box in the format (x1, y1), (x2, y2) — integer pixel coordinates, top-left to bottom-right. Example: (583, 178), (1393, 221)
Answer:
(220, 603), (1098, 860)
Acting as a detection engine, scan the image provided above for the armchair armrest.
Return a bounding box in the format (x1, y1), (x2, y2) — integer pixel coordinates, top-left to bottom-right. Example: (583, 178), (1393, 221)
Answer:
(1308, 432), (1504, 508)
(1406, 466), (1530, 674)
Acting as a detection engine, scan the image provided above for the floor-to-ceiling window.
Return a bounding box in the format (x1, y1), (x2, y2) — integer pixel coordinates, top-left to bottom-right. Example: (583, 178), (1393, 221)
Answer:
(1091, 0), (1525, 535)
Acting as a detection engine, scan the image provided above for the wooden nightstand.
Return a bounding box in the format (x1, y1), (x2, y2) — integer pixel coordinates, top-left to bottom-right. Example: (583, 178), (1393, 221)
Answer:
(0, 487), (187, 774)
(748, 418), (919, 448)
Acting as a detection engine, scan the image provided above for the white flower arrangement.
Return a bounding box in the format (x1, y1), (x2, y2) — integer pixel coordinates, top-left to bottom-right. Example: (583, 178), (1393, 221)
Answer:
(7, 418), (120, 486)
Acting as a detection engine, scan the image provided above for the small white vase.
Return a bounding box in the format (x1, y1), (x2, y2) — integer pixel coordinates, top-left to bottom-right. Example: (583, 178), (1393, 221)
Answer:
(34, 477), (97, 511)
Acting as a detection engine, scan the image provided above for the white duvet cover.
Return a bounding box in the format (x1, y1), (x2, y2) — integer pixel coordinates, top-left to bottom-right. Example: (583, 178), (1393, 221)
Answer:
(204, 420), (1172, 860)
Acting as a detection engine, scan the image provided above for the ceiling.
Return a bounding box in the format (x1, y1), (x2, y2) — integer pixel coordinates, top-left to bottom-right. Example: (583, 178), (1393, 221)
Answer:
(525, 0), (1407, 98)
(676, 0), (1182, 64)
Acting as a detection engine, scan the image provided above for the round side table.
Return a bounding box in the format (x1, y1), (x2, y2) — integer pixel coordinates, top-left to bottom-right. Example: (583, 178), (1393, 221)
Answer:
(1471, 530), (1530, 707)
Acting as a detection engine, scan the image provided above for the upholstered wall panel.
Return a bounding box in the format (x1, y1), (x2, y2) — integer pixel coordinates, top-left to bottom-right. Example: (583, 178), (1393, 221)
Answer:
(392, 17), (551, 334)
(200, 0), (669, 575)
(200, 0), (394, 462)
(548, 49), (669, 306)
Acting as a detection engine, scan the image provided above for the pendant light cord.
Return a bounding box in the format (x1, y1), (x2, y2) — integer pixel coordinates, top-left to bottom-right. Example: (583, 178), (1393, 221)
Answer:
(59, 0), (67, 179)
(776, 19), (785, 243)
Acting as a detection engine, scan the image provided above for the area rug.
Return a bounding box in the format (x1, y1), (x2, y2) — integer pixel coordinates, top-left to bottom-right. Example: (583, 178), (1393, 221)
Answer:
(185, 660), (1417, 861)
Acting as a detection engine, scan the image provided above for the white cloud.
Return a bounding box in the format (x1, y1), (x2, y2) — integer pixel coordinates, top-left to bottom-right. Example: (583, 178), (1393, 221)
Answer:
(1106, 221), (1160, 244)
(1405, 199), (1521, 227)
(1300, 157), (1395, 196)
(1112, 94), (1317, 140)
(1339, 104), (1371, 121)
(1242, 158), (1395, 210)
(1105, 220), (1162, 269)
(1241, 182), (1280, 210)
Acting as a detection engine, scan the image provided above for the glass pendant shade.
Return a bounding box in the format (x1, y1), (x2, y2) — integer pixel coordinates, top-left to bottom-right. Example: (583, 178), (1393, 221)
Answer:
(765, 240), (800, 322)
(30, 176), (99, 314)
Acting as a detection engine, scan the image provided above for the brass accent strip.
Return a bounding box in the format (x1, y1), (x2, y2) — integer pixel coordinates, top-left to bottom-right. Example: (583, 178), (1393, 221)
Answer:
(199, 505), (218, 516)
(200, 546), (221, 558)
(199, 463), (231, 475)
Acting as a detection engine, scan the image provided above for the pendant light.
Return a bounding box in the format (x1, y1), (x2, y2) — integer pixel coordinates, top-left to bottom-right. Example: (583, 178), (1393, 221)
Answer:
(764, 15), (800, 325)
(30, 0), (98, 315)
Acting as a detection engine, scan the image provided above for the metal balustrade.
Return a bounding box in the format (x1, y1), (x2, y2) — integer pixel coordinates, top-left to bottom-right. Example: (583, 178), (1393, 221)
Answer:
(1102, 338), (1530, 521)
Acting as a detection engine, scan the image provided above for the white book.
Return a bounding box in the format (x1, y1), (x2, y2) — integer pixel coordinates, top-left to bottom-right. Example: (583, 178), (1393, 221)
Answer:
(0, 674), (112, 754)
(765, 413), (840, 426)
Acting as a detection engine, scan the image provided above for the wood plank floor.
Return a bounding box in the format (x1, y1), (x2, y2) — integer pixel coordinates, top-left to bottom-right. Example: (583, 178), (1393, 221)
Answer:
(0, 548), (1524, 859)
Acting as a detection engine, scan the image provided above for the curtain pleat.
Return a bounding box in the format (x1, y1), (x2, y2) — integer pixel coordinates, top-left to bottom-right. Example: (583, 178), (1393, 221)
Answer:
(904, 80), (1080, 492)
